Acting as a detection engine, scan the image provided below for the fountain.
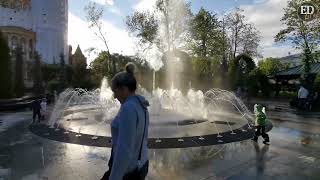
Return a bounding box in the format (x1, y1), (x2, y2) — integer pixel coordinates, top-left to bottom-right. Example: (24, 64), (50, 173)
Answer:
(29, 0), (272, 149)
(29, 78), (272, 149)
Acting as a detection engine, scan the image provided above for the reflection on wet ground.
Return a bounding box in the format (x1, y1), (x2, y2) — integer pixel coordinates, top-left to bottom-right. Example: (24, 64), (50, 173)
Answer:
(0, 111), (320, 180)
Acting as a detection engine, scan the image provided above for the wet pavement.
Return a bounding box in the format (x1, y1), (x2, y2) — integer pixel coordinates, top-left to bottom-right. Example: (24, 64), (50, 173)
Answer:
(0, 108), (320, 180)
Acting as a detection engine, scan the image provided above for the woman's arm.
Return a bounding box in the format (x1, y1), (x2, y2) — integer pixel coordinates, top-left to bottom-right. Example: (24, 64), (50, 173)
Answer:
(110, 103), (137, 180)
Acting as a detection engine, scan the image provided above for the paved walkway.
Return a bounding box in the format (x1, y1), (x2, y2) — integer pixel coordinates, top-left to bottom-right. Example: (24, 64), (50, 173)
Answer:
(0, 108), (319, 180)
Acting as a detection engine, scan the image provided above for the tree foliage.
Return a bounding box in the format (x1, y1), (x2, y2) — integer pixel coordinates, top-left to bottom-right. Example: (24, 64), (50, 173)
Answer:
(275, 0), (320, 73)
(14, 47), (24, 97)
(226, 8), (261, 59)
(70, 46), (93, 89)
(84, 2), (114, 74)
(228, 54), (256, 90)
(314, 73), (320, 92)
(57, 53), (67, 91)
(189, 8), (221, 57)
(126, 11), (159, 45)
(247, 68), (271, 97)
(90, 51), (109, 86)
(33, 51), (43, 95)
(126, 0), (192, 53)
(258, 57), (288, 76)
(0, 31), (12, 99)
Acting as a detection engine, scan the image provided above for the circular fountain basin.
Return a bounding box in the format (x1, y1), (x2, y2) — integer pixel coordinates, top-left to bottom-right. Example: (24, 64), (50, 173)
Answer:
(29, 121), (273, 149)
(31, 87), (270, 148)
(30, 106), (273, 149)
(57, 107), (250, 138)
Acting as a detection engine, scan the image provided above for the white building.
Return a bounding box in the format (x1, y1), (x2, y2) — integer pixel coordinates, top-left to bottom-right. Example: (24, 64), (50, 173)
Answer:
(0, 0), (68, 64)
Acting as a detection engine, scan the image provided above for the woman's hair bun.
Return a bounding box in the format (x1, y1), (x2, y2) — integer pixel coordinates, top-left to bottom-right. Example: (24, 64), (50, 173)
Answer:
(125, 62), (135, 75)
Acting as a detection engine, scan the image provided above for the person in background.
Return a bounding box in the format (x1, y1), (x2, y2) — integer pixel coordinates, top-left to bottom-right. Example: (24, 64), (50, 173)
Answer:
(252, 104), (270, 145)
(31, 99), (41, 123)
(101, 63), (149, 180)
(40, 98), (47, 120)
(236, 86), (242, 98)
(298, 85), (309, 109)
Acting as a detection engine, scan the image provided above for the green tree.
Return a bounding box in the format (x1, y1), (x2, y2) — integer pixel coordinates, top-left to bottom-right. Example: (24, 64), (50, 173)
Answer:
(226, 8), (261, 59)
(58, 53), (67, 91)
(258, 57), (287, 76)
(42, 64), (60, 83)
(33, 51), (43, 95)
(189, 8), (221, 57)
(84, 2), (114, 75)
(192, 56), (222, 88)
(218, 17), (230, 81)
(126, 0), (191, 53)
(71, 46), (90, 88)
(0, 31), (12, 99)
(14, 46), (24, 97)
(314, 73), (320, 92)
(126, 11), (159, 46)
(89, 52), (132, 86)
(90, 51), (110, 86)
(228, 54), (256, 90)
(275, 0), (320, 74)
(247, 69), (271, 97)
(189, 8), (233, 89)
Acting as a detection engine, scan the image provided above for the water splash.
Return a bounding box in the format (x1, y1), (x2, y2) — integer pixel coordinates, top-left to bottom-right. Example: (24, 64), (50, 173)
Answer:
(48, 78), (254, 139)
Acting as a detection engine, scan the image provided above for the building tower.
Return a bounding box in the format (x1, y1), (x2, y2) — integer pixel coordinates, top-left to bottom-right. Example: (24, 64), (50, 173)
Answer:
(0, 0), (68, 88)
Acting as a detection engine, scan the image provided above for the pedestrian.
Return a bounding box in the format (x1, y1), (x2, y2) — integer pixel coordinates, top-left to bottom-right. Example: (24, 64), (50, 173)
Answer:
(101, 63), (149, 180)
(31, 99), (41, 123)
(236, 86), (242, 98)
(252, 104), (270, 145)
(40, 98), (47, 120)
(298, 85), (309, 109)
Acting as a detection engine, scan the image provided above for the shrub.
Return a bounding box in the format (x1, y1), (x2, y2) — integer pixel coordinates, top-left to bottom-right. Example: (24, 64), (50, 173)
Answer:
(0, 31), (12, 99)
(313, 73), (320, 92)
(247, 69), (271, 97)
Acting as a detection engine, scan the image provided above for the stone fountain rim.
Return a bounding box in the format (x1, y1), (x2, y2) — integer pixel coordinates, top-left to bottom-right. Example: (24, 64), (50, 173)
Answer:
(29, 122), (272, 149)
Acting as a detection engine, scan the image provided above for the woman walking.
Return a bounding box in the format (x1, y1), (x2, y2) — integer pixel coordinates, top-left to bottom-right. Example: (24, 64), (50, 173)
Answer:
(101, 63), (149, 180)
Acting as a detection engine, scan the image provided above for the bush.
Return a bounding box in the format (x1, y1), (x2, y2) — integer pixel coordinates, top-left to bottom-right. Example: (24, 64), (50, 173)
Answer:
(247, 69), (271, 97)
(313, 73), (320, 92)
(247, 69), (260, 96)
(47, 80), (61, 93)
(0, 31), (12, 99)
(14, 47), (25, 97)
(278, 91), (296, 99)
(228, 54), (256, 90)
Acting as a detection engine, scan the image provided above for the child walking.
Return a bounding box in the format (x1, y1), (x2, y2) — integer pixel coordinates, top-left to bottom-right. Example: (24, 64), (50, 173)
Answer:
(252, 104), (270, 145)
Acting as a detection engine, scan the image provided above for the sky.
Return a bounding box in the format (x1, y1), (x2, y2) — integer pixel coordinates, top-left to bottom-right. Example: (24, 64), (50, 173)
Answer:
(68, 0), (300, 64)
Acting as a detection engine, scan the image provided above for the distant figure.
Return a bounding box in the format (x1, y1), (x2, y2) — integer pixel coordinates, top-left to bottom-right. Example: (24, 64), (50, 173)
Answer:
(46, 93), (51, 104)
(252, 104), (270, 145)
(236, 86), (242, 98)
(298, 85), (309, 99)
(298, 85), (310, 109)
(243, 87), (249, 102)
(40, 98), (47, 120)
(54, 90), (58, 103)
(32, 99), (41, 123)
